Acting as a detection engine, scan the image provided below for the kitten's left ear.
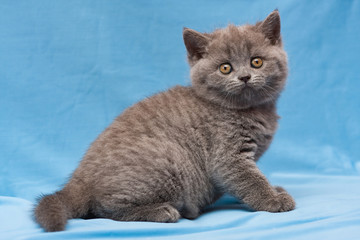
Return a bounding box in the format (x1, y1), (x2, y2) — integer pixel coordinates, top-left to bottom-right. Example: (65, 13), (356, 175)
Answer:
(183, 28), (210, 63)
(259, 10), (281, 45)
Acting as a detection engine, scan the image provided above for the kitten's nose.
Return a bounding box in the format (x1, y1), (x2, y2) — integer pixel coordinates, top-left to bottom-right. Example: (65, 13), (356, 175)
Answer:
(238, 75), (251, 83)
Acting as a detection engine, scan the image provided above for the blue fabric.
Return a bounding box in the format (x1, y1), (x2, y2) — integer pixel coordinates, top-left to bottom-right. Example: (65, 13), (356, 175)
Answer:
(1, 0), (359, 239)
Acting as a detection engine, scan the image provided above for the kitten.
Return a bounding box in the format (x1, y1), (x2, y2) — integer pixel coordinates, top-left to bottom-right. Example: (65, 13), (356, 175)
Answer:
(34, 10), (295, 232)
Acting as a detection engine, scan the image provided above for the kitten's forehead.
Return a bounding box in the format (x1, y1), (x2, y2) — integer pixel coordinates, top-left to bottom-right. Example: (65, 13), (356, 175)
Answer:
(208, 25), (266, 59)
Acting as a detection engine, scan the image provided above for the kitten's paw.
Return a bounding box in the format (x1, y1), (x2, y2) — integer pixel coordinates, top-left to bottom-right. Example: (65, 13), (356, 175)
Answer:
(181, 204), (200, 220)
(153, 204), (181, 223)
(262, 191), (296, 212)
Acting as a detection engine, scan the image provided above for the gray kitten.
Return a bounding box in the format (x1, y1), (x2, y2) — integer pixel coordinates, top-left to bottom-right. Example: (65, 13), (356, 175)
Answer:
(34, 10), (295, 232)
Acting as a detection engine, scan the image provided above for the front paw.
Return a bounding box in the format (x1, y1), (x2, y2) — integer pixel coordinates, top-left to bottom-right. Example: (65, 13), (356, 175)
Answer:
(258, 190), (296, 212)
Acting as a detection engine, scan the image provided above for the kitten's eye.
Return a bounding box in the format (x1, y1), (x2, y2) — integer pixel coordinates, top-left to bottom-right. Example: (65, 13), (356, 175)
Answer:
(219, 63), (232, 74)
(251, 57), (263, 68)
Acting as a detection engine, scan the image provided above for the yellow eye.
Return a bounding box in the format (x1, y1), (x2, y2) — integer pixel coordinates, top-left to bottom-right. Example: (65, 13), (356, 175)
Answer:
(251, 57), (263, 68)
(219, 63), (232, 74)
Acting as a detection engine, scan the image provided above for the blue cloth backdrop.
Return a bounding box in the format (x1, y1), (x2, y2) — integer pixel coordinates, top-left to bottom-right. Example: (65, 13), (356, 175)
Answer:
(1, 0), (359, 239)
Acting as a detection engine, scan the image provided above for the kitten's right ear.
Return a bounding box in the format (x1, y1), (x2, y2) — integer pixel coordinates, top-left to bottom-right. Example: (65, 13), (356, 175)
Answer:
(183, 28), (210, 62)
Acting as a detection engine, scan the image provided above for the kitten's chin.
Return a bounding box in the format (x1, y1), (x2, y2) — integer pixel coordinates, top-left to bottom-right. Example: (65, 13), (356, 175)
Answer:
(193, 85), (276, 110)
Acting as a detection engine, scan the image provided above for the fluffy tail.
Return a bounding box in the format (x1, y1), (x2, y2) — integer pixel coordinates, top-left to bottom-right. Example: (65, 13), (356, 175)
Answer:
(34, 181), (91, 232)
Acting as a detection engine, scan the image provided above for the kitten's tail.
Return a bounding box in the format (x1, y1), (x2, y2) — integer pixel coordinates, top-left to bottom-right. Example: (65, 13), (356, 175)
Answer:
(34, 180), (91, 232)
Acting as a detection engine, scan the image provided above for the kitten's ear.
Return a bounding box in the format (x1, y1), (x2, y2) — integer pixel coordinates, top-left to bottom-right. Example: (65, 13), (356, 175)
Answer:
(183, 28), (210, 62)
(259, 10), (281, 45)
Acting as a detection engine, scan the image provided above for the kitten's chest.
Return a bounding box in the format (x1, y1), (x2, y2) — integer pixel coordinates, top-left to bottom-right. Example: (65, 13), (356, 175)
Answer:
(209, 106), (279, 159)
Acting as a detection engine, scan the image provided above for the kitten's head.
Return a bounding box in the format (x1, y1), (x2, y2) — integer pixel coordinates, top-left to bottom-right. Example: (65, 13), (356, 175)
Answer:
(183, 10), (288, 109)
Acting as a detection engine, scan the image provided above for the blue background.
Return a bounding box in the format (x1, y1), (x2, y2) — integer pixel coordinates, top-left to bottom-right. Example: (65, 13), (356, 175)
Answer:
(1, 0), (359, 239)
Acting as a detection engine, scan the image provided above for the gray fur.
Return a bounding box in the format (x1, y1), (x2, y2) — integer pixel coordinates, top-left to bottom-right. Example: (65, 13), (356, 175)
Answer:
(34, 10), (295, 232)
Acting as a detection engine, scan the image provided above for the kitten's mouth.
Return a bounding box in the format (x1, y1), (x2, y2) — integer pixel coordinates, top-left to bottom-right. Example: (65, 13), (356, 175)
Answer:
(243, 82), (263, 91)
(226, 84), (254, 95)
(240, 84), (255, 92)
(241, 86), (254, 94)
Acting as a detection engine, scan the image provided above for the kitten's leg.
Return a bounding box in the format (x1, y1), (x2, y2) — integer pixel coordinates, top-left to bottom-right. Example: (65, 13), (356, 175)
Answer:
(213, 155), (295, 212)
(101, 202), (181, 223)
